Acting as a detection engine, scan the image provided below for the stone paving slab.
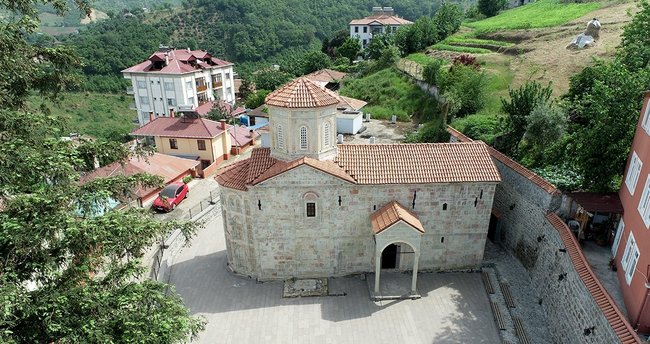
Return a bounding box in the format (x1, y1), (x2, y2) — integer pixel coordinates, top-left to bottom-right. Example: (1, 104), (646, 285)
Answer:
(169, 210), (501, 344)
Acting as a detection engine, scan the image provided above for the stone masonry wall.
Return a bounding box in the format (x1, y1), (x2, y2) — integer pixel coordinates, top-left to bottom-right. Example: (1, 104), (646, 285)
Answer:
(491, 157), (625, 343)
(220, 164), (497, 280)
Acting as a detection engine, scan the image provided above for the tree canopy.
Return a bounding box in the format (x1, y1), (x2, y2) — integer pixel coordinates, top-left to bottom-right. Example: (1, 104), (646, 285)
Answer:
(0, 0), (204, 342)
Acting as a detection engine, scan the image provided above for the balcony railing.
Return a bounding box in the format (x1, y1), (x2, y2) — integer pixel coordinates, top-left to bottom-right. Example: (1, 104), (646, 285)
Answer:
(212, 81), (223, 88)
(126, 86), (134, 95)
(196, 84), (208, 93)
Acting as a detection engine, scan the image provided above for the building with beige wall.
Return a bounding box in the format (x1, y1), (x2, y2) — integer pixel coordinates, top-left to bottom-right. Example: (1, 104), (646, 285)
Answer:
(216, 78), (501, 295)
(132, 115), (231, 174)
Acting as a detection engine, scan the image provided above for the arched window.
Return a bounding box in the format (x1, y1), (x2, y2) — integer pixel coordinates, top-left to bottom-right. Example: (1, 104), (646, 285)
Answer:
(299, 126), (308, 150)
(323, 122), (331, 148)
(277, 124), (284, 149)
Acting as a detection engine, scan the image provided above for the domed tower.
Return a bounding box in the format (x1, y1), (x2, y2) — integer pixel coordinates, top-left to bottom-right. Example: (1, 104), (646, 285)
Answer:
(265, 77), (340, 161)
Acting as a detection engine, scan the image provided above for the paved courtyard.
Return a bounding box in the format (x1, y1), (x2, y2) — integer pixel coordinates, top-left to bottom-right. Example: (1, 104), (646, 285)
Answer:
(168, 202), (501, 344)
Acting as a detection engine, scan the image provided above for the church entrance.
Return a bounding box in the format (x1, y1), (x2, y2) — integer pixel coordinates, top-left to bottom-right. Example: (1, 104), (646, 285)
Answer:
(381, 244), (399, 269)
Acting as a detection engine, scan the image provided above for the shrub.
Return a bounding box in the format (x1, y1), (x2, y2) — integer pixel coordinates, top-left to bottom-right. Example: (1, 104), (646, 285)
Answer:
(452, 54), (479, 68)
(451, 115), (501, 144)
(182, 175), (193, 184)
(422, 59), (444, 85)
(478, 0), (509, 17)
(439, 64), (487, 118)
(245, 90), (271, 109)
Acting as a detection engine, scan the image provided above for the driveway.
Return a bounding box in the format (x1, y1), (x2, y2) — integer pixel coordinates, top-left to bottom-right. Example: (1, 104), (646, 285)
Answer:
(149, 177), (220, 221)
(168, 200), (501, 344)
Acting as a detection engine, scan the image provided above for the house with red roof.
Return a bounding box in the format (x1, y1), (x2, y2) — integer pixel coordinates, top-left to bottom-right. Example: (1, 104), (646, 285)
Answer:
(615, 91), (650, 333)
(349, 7), (412, 49)
(215, 78), (501, 297)
(131, 115), (233, 176)
(122, 46), (236, 126)
(81, 153), (199, 206)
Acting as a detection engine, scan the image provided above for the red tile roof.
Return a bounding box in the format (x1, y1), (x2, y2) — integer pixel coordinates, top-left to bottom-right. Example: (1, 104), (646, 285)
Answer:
(349, 15), (413, 26)
(265, 77), (340, 108)
(230, 126), (260, 148)
(446, 126), (559, 195)
(546, 213), (642, 344)
(195, 101), (246, 117)
(216, 142), (501, 190)
(121, 49), (232, 75)
(371, 201), (425, 234)
(304, 69), (347, 84)
(131, 117), (226, 139)
(80, 153), (199, 198)
(335, 143), (501, 184)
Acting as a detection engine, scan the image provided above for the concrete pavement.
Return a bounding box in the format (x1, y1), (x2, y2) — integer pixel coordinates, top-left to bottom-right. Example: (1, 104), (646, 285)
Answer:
(168, 200), (502, 344)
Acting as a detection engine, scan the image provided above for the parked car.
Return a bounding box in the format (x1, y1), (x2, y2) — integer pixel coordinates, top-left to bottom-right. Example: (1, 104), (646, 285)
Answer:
(152, 182), (189, 212)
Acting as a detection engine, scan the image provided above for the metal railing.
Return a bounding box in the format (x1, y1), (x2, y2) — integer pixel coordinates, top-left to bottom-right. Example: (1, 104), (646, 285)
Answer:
(187, 189), (220, 220)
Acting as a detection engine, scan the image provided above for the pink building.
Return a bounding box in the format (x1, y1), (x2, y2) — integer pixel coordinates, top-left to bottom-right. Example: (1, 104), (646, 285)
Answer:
(616, 91), (650, 333)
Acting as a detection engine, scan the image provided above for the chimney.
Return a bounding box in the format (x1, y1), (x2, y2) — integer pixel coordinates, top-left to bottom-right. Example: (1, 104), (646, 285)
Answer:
(372, 6), (383, 16)
(219, 119), (227, 130)
(164, 53), (169, 66)
(383, 7), (394, 16)
(247, 129), (253, 138)
(187, 47), (191, 52)
(149, 112), (154, 122)
(169, 108), (175, 118)
(337, 134), (344, 144)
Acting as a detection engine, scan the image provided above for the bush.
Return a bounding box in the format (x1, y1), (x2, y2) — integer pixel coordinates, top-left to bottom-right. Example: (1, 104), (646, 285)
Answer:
(478, 0), (508, 17)
(404, 123), (450, 143)
(245, 90), (271, 109)
(451, 115), (501, 144)
(439, 64), (487, 118)
(182, 175), (193, 184)
(422, 59), (444, 86)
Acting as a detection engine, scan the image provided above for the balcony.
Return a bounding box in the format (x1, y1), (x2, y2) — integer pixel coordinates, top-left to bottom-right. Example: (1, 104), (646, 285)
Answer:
(126, 86), (134, 95)
(212, 81), (223, 89)
(196, 84), (208, 93)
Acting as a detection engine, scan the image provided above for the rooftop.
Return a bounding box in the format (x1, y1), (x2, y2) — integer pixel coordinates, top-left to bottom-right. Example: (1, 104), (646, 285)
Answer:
(349, 15), (413, 26)
(216, 142), (501, 191)
(131, 117), (226, 139)
(122, 49), (232, 75)
(371, 201), (425, 234)
(265, 77), (341, 109)
(304, 69), (347, 85)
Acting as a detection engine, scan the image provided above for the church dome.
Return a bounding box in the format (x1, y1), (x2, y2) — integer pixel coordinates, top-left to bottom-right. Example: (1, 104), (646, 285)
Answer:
(265, 77), (340, 109)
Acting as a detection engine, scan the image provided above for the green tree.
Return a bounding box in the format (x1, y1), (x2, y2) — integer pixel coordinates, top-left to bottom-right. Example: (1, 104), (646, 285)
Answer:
(433, 3), (463, 40)
(478, 0), (507, 17)
(337, 37), (361, 63)
(617, 0), (650, 72)
(301, 50), (332, 75)
(245, 90), (271, 109)
(253, 69), (292, 91)
(563, 60), (650, 191)
(520, 102), (567, 167)
(439, 64), (487, 118)
(422, 59), (444, 86)
(498, 81), (553, 155)
(238, 78), (255, 102)
(364, 33), (393, 60)
(0, 1), (205, 342)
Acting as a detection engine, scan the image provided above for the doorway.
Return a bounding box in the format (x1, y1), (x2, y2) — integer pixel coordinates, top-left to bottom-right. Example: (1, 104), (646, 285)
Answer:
(381, 244), (398, 269)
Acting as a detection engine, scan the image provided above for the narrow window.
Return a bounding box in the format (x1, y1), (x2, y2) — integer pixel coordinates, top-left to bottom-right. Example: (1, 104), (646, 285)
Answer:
(612, 219), (624, 257)
(621, 232), (640, 285)
(169, 139), (178, 149)
(642, 100), (650, 135)
(167, 98), (175, 106)
(299, 126), (308, 150)
(137, 80), (146, 89)
(474, 197), (478, 207)
(139, 96), (149, 105)
(480, 189), (484, 199)
(441, 237), (445, 243)
(197, 140), (206, 151)
(363, 27), (367, 33)
(354, 26), (359, 33)
(442, 203), (447, 210)
(637, 175), (650, 227)
(306, 202), (316, 217)
(324, 122), (331, 148)
(277, 125), (284, 149)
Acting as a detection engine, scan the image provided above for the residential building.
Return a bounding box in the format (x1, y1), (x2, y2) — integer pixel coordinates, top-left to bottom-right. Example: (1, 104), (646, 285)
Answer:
(131, 114), (232, 176)
(122, 46), (236, 126)
(81, 153), (199, 206)
(215, 78), (501, 296)
(615, 91), (650, 333)
(304, 69), (347, 90)
(349, 7), (412, 49)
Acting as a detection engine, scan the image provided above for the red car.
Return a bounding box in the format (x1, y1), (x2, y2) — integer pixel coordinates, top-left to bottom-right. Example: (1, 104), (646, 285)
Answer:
(152, 182), (189, 212)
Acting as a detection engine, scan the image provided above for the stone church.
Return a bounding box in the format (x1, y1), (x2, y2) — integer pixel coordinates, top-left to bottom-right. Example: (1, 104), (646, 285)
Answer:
(215, 77), (501, 293)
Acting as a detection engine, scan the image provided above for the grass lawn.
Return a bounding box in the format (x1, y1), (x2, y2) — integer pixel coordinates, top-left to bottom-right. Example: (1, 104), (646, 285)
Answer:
(405, 53), (442, 65)
(444, 36), (514, 47)
(339, 68), (442, 124)
(28, 92), (137, 141)
(465, 0), (601, 31)
(431, 43), (492, 54)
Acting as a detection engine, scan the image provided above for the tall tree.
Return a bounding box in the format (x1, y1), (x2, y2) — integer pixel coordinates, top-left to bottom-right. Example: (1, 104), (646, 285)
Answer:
(0, 1), (204, 342)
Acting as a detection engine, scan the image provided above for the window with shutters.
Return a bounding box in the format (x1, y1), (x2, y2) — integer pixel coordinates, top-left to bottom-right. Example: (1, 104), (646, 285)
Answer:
(621, 232), (640, 285)
(638, 175), (650, 227)
(323, 122), (331, 148)
(626, 151), (642, 194)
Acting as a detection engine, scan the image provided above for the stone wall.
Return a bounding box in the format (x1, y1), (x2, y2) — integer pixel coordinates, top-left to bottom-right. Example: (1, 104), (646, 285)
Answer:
(220, 164), (497, 280)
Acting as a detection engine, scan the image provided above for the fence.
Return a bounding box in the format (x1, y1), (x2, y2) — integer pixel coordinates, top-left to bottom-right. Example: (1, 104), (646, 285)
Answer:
(149, 188), (221, 282)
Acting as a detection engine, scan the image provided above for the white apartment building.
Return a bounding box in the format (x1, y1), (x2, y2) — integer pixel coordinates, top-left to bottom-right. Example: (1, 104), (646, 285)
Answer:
(349, 7), (412, 49)
(122, 47), (236, 126)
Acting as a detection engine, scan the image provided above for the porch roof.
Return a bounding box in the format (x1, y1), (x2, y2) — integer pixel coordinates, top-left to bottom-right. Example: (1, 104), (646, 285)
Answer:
(371, 201), (425, 234)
